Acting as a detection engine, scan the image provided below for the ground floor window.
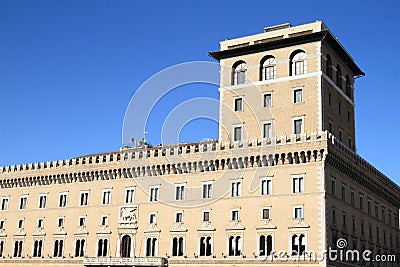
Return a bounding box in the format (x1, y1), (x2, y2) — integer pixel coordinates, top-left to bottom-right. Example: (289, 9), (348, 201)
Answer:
(33, 240), (43, 257)
(199, 236), (212, 256)
(13, 240), (23, 257)
(291, 234), (306, 256)
(97, 238), (108, 257)
(75, 239), (86, 257)
(172, 237), (184, 256)
(259, 235), (273, 256)
(53, 239), (64, 257)
(228, 235), (242, 256)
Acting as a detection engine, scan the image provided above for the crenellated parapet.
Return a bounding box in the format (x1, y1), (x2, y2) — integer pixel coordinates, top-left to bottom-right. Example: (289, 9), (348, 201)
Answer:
(0, 131), (331, 189)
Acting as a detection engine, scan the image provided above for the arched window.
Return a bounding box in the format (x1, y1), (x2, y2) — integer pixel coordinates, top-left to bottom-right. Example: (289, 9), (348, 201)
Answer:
(336, 65), (342, 89)
(291, 234), (306, 256)
(178, 237), (184, 256)
(260, 56), (276, 80)
(172, 237), (178, 256)
(97, 239), (103, 257)
(345, 75), (351, 98)
(259, 235), (266, 256)
(53, 240), (59, 257)
(290, 50), (307, 76)
(232, 61), (247, 85)
(103, 239), (108, 256)
(326, 54), (332, 78)
(199, 237), (206, 256)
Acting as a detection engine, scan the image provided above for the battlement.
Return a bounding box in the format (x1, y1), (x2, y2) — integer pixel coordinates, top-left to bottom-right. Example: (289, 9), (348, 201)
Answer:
(0, 131), (331, 174)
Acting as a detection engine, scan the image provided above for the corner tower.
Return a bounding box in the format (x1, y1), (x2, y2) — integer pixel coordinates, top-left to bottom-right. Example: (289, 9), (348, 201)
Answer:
(210, 20), (364, 151)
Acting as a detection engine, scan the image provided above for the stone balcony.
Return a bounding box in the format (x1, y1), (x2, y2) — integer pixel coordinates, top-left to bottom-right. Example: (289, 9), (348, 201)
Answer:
(84, 257), (167, 267)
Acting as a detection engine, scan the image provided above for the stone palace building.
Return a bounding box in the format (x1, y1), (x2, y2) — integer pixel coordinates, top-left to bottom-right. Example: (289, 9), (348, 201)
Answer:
(0, 20), (399, 267)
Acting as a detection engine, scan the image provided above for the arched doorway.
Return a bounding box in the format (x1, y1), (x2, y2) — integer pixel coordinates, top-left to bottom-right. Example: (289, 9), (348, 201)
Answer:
(121, 235), (131, 257)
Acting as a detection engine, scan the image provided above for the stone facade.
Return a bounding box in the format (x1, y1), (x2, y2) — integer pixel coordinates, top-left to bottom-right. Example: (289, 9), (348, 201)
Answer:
(0, 20), (398, 267)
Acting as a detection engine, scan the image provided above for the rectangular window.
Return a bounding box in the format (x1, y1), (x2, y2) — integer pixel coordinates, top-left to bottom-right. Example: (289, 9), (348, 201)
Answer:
(293, 177), (304, 193)
(265, 66), (275, 80)
(262, 208), (270, 220)
(328, 93), (332, 106)
(294, 119), (303, 134)
(294, 89), (303, 103)
(175, 184), (185, 201)
(341, 185), (346, 201)
(375, 204), (379, 218)
(263, 93), (272, 107)
(382, 209), (385, 222)
(263, 122), (272, 139)
(360, 195), (364, 211)
(202, 182), (213, 199)
(343, 214), (346, 226)
(149, 213), (157, 224)
(231, 210), (239, 221)
(59, 193), (67, 208)
(233, 126), (242, 141)
(125, 187), (135, 204)
(79, 217), (86, 227)
(18, 219), (24, 229)
(102, 189), (111, 205)
(338, 102), (342, 114)
(367, 199), (371, 215)
(19, 195), (27, 210)
(175, 212), (183, 223)
(348, 138), (352, 148)
(58, 217), (64, 228)
(150, 186), (159, 202)
(329, 122), (333, 133)
(231, 180), (242, 197)
(101, 215), (108, 226)
(38, 194), (47, 209)
(234, 98), (243, 112)
(1, 197), (9, 211)
(294, 61), (304, 75)
(37, 218), (44, 228)
(294, 207), (303, 219)
(202, 211), (210, 222)
(261, 179), (272, 195)
(332, 208), (337, 223)
(347, 111), (351, 122)
(350, 191), (355, 206)
(339, 129), (343, 141)
(331, 179), (336, 196)
(0, 220), (4, 230)
(80, 191), (89, 206)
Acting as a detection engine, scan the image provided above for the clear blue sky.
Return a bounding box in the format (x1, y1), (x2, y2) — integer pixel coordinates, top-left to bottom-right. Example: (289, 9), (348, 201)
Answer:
(0, 0), (399, 184)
